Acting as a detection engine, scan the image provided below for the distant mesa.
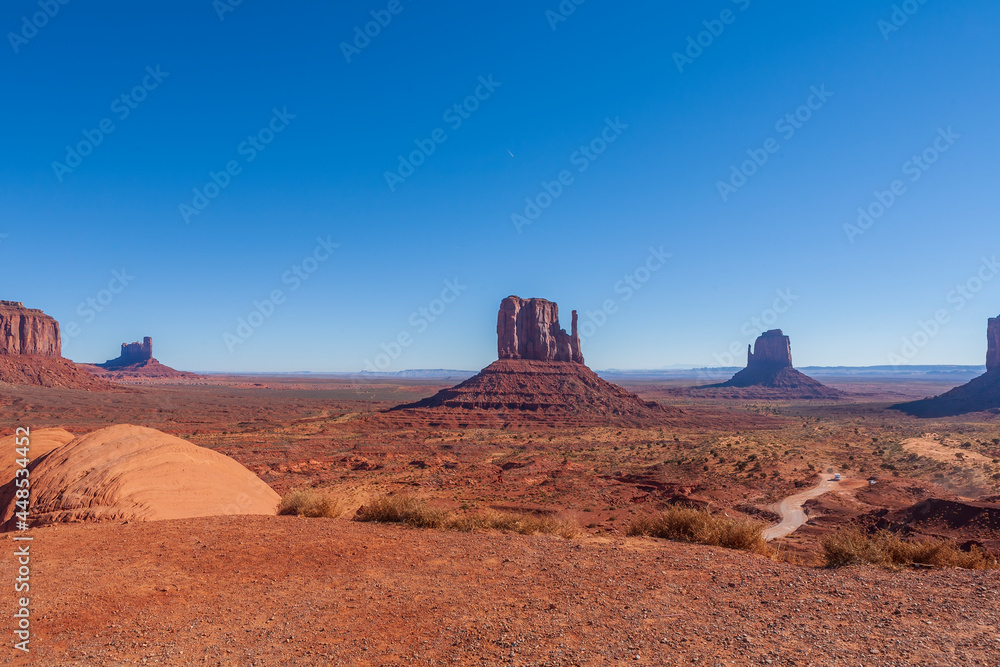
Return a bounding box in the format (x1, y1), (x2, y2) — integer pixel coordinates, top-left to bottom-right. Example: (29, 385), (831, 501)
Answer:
(388, 295), (690, 427)
(0, 301), (114, 390)
(0, 424), (279, 531)
(695, 330), (842, 399)
(90, 336), (198, 380)
(894, 314), (1000, 417)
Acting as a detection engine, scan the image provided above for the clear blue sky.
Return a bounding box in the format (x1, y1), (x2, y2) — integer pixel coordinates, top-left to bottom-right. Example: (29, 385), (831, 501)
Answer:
(2, 0), (998, 372)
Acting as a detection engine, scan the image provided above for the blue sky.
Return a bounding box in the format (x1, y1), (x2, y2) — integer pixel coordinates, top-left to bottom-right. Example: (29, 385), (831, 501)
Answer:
(1, 0), (998, 372)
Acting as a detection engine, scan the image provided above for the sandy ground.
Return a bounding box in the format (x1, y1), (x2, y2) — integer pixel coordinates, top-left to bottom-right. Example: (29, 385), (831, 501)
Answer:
(902, 436), (996, 467)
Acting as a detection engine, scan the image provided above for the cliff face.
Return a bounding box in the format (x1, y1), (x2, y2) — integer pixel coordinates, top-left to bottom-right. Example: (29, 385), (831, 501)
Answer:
(0, 300), (61, 357)
(747, 330), (793, 370)
(497, 296), (584, 364)
(988, 317), (1000, 373)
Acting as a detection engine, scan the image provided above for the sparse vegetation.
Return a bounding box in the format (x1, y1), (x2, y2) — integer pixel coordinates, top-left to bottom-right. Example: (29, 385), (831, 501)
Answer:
(278, 488), (346, 518)
(627, 506), (771, 555)
(822, 529), (1000, 570)
(356, 495), (580, 538)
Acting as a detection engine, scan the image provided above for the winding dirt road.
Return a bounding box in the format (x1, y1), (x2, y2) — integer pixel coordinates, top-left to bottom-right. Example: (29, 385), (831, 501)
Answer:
(763, 472), (856, 541)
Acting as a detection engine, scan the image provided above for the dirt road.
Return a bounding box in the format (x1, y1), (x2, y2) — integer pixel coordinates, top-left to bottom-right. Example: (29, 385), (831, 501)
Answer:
(764, 472), (845, 541)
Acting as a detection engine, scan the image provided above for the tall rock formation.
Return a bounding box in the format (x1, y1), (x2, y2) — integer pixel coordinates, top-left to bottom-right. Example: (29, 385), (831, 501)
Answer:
(497, 296), (584, 364)
(746, 330), (792, 370)
(895, 313), (1000, 417)
(0, 301), (61, 357)
(0, 300), (114, 389)
(91, 335), (197, 379)
(388, 295), (698, 427)
(707, 329), (841, 398)
(988, 316), (1000, 373)
(103, 337), (154, 367)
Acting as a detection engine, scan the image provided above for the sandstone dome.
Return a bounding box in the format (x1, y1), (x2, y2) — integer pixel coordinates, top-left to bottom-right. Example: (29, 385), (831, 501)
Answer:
(0, 424), (279, 530)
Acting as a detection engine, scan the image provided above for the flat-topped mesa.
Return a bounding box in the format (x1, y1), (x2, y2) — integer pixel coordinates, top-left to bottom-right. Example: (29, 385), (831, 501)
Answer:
(747, 330), (793, 370)
(497, 296), (583, 364)
(988, 316), (1000, 373)
(0, 300), (61, 356)
(103, 337), (153, 367)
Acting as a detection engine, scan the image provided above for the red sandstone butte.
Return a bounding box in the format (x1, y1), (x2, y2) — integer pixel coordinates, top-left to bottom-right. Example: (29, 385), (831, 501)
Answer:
(0, 300), (61, 356)
(497, 296), (584, 364)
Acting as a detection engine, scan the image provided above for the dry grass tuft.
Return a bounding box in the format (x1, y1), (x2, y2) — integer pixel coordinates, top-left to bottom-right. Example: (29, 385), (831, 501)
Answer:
(356, 495), (580, 538)
(822, 529), (1000, 570)
(627, 506), (771, 555)
(278, 488), (346, 519)
(355, 495), (450, 528)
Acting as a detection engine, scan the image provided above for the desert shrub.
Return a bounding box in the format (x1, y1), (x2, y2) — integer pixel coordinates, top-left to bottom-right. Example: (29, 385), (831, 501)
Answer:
(627, 506), (770, 555)
(822, 529), (999, 570)
(355, 496), (580, 538)
(450, 510), (581, 539)
(278, 488), (345, 518)
(355, 495), (449, 529)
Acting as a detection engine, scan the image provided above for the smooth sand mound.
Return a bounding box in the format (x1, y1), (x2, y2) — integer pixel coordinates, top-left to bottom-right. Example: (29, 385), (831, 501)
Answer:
(0, 424), (279, 530)
(0, 428), (75, 484)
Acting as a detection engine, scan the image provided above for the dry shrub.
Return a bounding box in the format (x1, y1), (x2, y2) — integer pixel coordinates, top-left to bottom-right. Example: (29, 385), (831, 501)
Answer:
(355, 495), (449, 529)
(278, 488), (345, 518)
(356, 496), (580, 538)
(627, 506), (770, 555)
(822, 529), (1000, 570)
(451, 510), (581, 539)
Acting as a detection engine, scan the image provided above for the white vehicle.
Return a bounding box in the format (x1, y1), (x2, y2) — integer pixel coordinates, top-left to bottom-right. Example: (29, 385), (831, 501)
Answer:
(833, 473), (842, 481)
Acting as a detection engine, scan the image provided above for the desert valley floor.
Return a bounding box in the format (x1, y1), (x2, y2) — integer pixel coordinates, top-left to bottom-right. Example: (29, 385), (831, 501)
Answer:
(3, 370), (1000, 665)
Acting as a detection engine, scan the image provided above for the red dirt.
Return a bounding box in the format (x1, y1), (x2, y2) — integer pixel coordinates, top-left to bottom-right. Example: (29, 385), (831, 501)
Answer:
(0, 355), (117, 391)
